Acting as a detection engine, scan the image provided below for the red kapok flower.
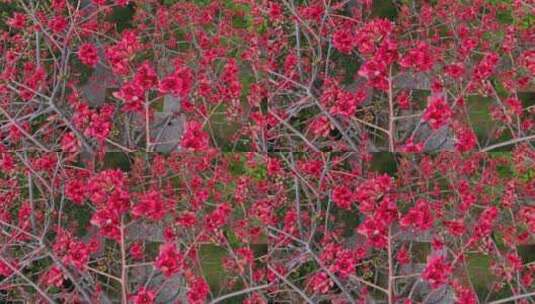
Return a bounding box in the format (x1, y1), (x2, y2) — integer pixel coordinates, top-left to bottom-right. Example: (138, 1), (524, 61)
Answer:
(422, 96), (452, 129)
(155, 243), (183, 277)
(130, 242), (144, 260)
(520, 50), (535, 75)
(61, 132), (80, 153)
(159, 67), (193, 97)
(357, 217), (388, 248)
(454, 127), (477, 152)
(131, 287), (156, 304)
(443, 219), (465, 237)
(473, 206), (499, 240)
(332, 185), (353, 210)
(396, 246), (411, 265)
(187, 277), (210, 304)
(65, 179), (87, 205)
(42, 266), (64, 288)
(134, 62), (158, 90)
(397, 91), (411, 110)
(400, 41), (435, 72)
(444, 63), (466, 79)
(422, 255), (452, 288)
(309, 272), (333, 294)
(181, 121), (210, 151)
(473, 53), (499, 81)
(400, 199), (433, 231)
(7, 13), (26, 29)
(332, 28), (355, 54)
(113, 82), (145, 113)
(90, 208), (120, 240)
(49, 15), (68, 33)
(132, 190), (167, 221)
(78, 43), (99, 67)
(205, 203), (232, 231)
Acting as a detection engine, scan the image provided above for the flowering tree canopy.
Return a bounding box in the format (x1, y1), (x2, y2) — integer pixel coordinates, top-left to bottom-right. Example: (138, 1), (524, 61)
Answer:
(0, 0), (534, 303)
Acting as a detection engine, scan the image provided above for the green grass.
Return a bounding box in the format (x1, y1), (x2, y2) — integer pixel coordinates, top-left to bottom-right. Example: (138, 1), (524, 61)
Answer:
(108, 4), (136, 32)
(103, 152), (132, 171)
(199, 245), (228, 294)
(199, 243), (267, 300)
(370, 153), (398, 175)
(372, 1), (398, 20)
(518, 245), (535, 264)
(466, 253), (494, 298)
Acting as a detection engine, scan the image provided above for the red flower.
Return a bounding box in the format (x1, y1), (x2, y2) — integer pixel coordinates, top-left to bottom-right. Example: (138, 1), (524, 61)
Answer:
(65, 179), (87, 205)
(218, 59), (241, 101)
(400, 42), (435, 72)
(131, 287), (156, 304)
(134, 62), (158, 90)
(90, 208), (120, 240)
(473, 206), (498, 240)
(506, 252), (523, 271)
(332, 28), (355, 54)
(83, 105), (114, 142)
(357, 217), (388, 248)
(332, 185), (353, 210)
(42, 266), (64, 288)
(321, 79), (359, 117)
(301, 4), (324, 21)
(155, 243), (183, 277)
(444, 63), (466, 79)
(181, 121), (210, 151)
(396, 246), (411, 265)
(358, 58), (389, 91)
(422, 255), (452, 288)
(268, 2), (283, 21)
(309, 272), (333, 294)
(453, 284), (477, 304)
(205, 203), (232, 231)
(78, 43), (99, 67)
(454, 127), (477, 152)
(159, 67), (192, 97)
(0, 260), (14, 277)
(505, 97), (523, 116)
(333, 249), (356, 278)
(7, 13), (26, 29)
(187, 277), (210, 304)
(236, 247), (255, 265)
(443, 219), (465, 236)
(396, 91), (411, 110)
(130, 242), (144, 260)
(52, 0), (66, 11)
(132, 190), (167, 221)
(49, 15), (68, 33)
(86, 169), (129, 209)
(309, 116), (332, 137)
(61, 132), (80, 153)
(422, 95), (452, 129)
(176, 211), (197, 228)
(400, 199), (433, 231)
(473, 53), (499, 81)
(458, 180), (476, 212)
(520, 50), (535, 75)
(402, 137), (424, 152)
(113, 82), (145, 113)
(105, 46), (130, 75)
(519, 206), (535, 233)
(354, 174), (393, 214)
(53, 230), (92, 270)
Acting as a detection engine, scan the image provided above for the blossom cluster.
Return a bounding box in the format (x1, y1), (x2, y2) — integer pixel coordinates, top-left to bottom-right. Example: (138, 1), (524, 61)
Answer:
(0, 0), (534, 303)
